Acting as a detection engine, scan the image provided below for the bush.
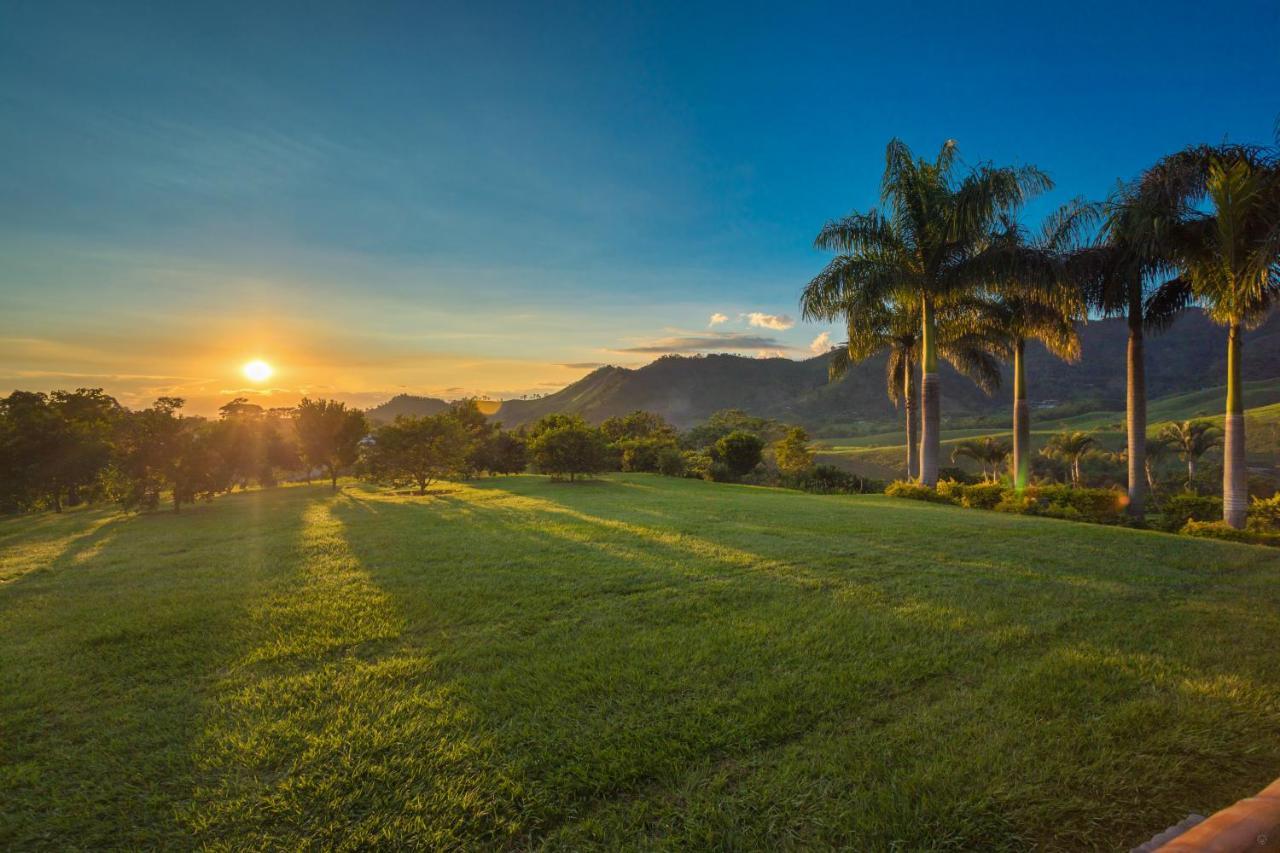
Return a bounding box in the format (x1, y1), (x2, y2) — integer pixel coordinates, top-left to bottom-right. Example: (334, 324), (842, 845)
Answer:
(1247, 493), (1280, 532)
(995, 484), (1129, 525)
(1157, 492), (1223, 532)
(705, 461), (737, 483)
(618, 437), (675, 473)
(1182, 520), (1280, 547)
(711, 431), (765, 479)
(937, 466), (980, 485)
(885, 481), (954, 503)
(787, 465), (883, 495)
(655, 446), (686, 477)
(938, 480), (1005, 510)
(528, 418), (612, 481)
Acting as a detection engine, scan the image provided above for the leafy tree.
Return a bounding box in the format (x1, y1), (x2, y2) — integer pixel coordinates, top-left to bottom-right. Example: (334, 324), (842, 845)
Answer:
(950, 436), (1012, 483)
(0, 388), (119, 512)
(1136, 143), (1280, 526)
(167, 420), (227, 513)
(805, 138), (1049, 486)
(447, 399), (499, 477)
(364, 414), (471, 494)
(681, 409), (784, 449)
(1158, 420), (1221, 488)
(600, 411), (677, 443)
(712, 430), (764, 478)
(114, 397), (220, 512)
(528, 415), (611, 481)
(472, 430), (528, 475)
(295, 398), (369, 490)
(774, 427), (814, 476)
(1043, 431), (1096, 487)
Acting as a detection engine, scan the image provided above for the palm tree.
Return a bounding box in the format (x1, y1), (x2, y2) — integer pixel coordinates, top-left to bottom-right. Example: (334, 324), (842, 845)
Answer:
(1043, 430), (1096, 487)
(1064, 190), (1187, 518)
(1158, 420), (1222, 489)
(1143, 436), (1172, 491)
(950, 436), (1012, 482)
(971, 202), (1092, 490)
(1138, 143), (1280, 526)
(806, 139), (1050, 486)
(819, 296), (1004, 480)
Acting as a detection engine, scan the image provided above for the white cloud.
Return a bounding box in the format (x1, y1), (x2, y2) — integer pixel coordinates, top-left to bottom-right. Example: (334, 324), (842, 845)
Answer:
(708, 312), (728, 327)
(809, 331), (832, 354)
(744, 312), (795, 330)
(755, 349), (788, 359)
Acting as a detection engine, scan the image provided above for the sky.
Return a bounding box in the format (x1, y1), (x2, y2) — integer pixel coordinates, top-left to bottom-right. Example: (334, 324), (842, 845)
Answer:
(1, 0), (1277, 414)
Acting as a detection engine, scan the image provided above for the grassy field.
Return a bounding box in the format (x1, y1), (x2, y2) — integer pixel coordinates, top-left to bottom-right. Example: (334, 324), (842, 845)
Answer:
(3, 475), (1280, 849)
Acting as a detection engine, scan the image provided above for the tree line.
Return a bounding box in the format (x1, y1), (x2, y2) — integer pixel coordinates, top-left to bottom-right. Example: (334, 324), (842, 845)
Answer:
(802, 130), (1280, 529)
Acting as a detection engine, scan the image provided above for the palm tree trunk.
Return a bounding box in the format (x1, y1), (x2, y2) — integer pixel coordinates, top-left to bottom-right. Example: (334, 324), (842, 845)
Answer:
(1126, 310), (1147, 517)
(1187, 456), (1196, 487)
(919, 298), (940, 487)
(1224, 322), (1247, 528)
(905, 360), (919, 481)
(1013, 338), (1030, 491)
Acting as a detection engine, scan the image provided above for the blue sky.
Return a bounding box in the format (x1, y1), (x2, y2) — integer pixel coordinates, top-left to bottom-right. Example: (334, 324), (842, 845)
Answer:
(1, 0), (1277, 412)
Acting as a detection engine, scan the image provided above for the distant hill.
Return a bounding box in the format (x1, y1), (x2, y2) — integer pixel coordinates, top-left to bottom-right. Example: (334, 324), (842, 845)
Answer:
(366, 393), (451, 422)
(370, 309), (1280, 431)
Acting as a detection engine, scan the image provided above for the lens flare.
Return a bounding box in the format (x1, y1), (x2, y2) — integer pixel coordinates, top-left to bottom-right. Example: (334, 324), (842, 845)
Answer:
(243, 360), (273, 382)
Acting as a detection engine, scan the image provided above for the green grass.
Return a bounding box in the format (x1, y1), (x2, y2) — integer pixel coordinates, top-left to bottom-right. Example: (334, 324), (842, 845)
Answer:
(3, 476), (1280, 849)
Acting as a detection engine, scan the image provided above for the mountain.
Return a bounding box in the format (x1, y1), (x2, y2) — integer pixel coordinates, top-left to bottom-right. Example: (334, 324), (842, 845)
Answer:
(366, 393), (451, 422)
(371, 309), (1280, 431)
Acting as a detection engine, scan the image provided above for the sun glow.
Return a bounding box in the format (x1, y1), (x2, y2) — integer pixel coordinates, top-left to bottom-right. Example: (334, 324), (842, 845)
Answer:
(242, 359), (273, 382)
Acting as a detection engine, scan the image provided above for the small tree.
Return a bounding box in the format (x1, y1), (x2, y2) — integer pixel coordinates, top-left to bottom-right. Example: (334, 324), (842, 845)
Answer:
(295, 398), (368, 490)
(774, 427), (814, 476)
(473, 430), (528, 475)
(364, 414), (470, 494)
(1159, 419), (1221, 489)
(950, 437), (1012, 483)
(1043, 430), (1096, 487)
(529, 416), (611, 481)
(713, 431), (765, 479)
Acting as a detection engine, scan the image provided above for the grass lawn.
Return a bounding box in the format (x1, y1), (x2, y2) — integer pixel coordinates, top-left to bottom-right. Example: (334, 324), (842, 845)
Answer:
(3, 475), (1279, 849)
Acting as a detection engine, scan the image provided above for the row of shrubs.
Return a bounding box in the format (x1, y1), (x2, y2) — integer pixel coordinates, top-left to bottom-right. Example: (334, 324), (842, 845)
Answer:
(885, 480), (1280, 546)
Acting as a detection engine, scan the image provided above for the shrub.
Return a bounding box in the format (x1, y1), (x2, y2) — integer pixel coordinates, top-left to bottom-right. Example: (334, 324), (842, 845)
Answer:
(655, 446), (686, 477)
(996, 484), (1128, 525)
(711, 431), (765, 479)
(1157, 492), (1223, 532)
(885, 480), (954, 503)
(787, 465), (883, 495)
(773, 427), (814, 476)
(1247, 494), (1280, 532)
(938, 480), (1005, 510)
(705, 461), (737, 483)
(618, 437), (676, 473)
(1182, 520), (1280, 547)
(937, 466), (980, 485)
(681, 450), (712, 480)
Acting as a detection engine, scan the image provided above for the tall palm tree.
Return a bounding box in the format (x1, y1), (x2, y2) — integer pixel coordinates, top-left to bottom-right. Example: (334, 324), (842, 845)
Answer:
(1043, 430), (1096, 486)
(970, 202), (1092, 490)
(818, 296), (1004, 480)
(1138, 143), (1280, 526)
(1064, 190), (1186, 518)
(1158, 420), (1222, 489)
(950, 436), (1012, 482)
(806, 139), (1050, 486)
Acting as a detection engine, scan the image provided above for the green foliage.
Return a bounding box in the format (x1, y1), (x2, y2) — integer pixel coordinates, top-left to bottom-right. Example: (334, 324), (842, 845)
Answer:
(528, 416), (612, 481)
(994, 484), (1129, 525)
(681, 409), (784, 449)
(884, 481), (953, 503)
(711, 430), (765, 479)
(617, 437), (675, 473)
(295, 398), (369, 489)
(1182, 520), (1280, 547)
(773, 427), (814, 476)
(471, 431), (528, 475)
(1247, 493), (1280, 532)
(600, 411), (676, 443)
(937, 480), (1005, 510)
(1156, 492), (1224, 532)
(363, 414), (472, 494)
(785, 465), (882, 495)
(655, 446), (686, 477)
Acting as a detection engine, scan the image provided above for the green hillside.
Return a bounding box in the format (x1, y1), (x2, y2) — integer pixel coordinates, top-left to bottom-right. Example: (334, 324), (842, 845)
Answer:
(4, 476), (1280, 849)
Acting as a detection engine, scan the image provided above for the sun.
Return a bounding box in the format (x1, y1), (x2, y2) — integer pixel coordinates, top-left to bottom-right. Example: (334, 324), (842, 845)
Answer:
(242, 359), (273, 383)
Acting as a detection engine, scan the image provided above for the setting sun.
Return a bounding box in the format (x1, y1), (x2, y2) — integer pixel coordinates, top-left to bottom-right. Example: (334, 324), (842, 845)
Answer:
(242, 360), (273, 383)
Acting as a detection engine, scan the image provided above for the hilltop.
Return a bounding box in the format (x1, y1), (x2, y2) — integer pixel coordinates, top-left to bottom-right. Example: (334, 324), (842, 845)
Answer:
(373, 309), (1280, 430)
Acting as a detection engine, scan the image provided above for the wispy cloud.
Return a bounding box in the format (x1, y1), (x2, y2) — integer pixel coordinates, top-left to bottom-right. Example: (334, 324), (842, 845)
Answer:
(612, 332), (791, 354)
(809, 331), (832, 354)
(744, 312), (795, 330)
(708, 312), (728, 327)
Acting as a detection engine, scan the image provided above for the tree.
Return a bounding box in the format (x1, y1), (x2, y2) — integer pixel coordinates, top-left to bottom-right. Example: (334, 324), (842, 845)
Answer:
(472, 431), (528, 475)
(1137, 143), (1280, 526)
(0, 388), (119, 512)
(813, 296), (1004, 481)
(681, 409), (784, 449)
(950, 436), (1012, 482)
(774, 427), (814, 476)
(1063, 190), (1191, 517)
(447, 399), (499, 477)
(1043, 431), (1096, 487)
(712, 430), (764, 478)
(364, 414), (471, 494)
(294, 398), (369, 491)
(528, 415), (611, 481)
(805, 138), (1049, 485)
(167, 420), (226, 513)
(1144, 436), (1173, 491)
(1158, 420), (1221, 489)
(600, 411), (677, 443)
(114, 397), (221, 512)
